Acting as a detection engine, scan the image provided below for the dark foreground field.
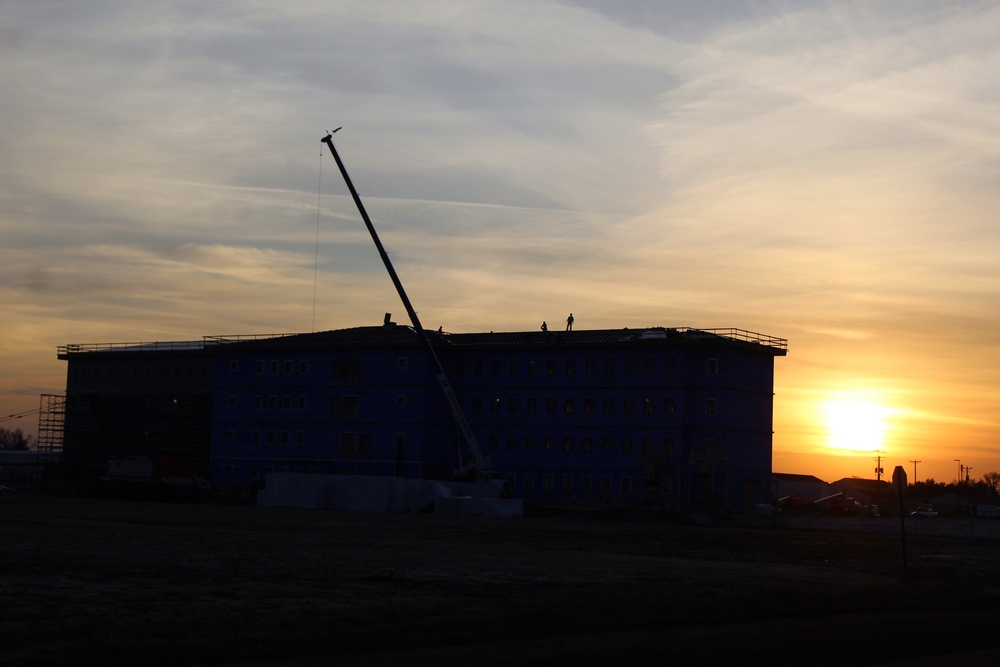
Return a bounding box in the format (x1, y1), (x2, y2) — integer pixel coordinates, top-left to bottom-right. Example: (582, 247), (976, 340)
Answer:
(4, 495), (1000, 666)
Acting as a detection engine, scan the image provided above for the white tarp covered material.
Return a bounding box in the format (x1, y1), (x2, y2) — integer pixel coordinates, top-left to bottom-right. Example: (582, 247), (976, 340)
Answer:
(256, 473), (521, 516)
(256, 472), (328, 509)
(401, 478), (454, 512)
(324, 474), (393, 512)
(440, 481), (502, 499)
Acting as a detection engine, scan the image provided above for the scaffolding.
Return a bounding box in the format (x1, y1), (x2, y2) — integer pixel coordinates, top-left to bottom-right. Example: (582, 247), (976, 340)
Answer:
(36, 394), (65, 454)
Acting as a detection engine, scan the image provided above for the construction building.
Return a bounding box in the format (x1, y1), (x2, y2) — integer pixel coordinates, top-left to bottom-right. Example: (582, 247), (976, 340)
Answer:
(55, 319), (786, 510)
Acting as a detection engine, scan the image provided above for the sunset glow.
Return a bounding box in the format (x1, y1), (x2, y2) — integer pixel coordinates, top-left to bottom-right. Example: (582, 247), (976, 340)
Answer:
(821, 393), (891, 454)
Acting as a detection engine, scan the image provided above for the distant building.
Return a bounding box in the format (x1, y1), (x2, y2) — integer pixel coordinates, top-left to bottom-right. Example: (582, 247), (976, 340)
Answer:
(773, 472), (828, 503)
(0, 450), (51, 488)
(827, 477), (893, 509)
(56, 322), (787, 510)
(928, 489), (991, 516)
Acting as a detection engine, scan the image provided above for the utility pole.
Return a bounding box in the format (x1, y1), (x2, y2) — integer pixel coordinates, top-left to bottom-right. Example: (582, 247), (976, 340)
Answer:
(874, 452), (884, 511)
(909, 459), (921, 481)
(954, 459), (962, 484)
(965, 465), (973, 483)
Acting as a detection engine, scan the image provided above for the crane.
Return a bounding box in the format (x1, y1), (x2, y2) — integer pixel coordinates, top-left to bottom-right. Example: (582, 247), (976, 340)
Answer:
(320, 130), (501, 486)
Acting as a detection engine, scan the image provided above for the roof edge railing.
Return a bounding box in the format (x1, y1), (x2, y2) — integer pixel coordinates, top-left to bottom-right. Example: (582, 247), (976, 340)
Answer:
(59, 327), (787, 355)
(58, 333), (300, 356)
(59, 340), (208, 355)
(690, 328), (788, 351)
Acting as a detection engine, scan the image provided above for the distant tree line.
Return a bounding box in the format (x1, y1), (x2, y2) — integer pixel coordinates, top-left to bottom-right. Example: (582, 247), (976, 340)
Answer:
(0, 427), (34, 451)
(910, 472), (1000, 500)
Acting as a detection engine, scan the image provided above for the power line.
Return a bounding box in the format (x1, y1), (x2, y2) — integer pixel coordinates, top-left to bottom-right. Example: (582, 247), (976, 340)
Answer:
(1, 407), (42, 423)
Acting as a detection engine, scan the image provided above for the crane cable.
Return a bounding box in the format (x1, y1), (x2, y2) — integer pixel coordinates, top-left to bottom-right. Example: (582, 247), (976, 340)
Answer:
(313, 144), (324, 333)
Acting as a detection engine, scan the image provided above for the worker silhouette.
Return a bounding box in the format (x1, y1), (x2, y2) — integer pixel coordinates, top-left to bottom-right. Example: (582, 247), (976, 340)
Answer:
(566, 313), (574, 331)
(541, 321), (548, 332)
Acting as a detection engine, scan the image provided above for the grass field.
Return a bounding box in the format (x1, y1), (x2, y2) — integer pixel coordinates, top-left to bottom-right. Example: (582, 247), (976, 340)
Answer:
(3, 493), (1000, 665)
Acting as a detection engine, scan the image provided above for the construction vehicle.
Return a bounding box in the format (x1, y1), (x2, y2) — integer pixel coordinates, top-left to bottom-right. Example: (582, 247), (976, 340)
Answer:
(812, 491), (872, 516)
(320, 130), (505, 492)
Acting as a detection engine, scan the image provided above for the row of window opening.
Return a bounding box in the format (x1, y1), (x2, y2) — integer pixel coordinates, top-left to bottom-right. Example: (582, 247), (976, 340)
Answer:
(458, 358), (718, 376)
(327, 395), (716, 417)
(470, 396), (689, 415)
(228, 430), (376, 455)
(220, 465), (638, 494)
(237, 393), (716, 416)
(225, 429), (673, 458)
(238, 357), (718, 379)
(487, 435), (674, 456)
(74, 365), (209, 381)
(248, 359), (311, 375)
(243, 395), (309, 410)
(521, 473), (635, 493)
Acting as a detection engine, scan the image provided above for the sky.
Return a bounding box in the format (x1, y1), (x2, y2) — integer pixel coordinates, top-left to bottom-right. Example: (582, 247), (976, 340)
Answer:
(2, 1), (998, 485)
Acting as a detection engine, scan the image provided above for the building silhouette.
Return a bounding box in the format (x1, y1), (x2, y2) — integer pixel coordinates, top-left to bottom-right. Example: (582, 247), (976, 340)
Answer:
(57, 321), (786, 510)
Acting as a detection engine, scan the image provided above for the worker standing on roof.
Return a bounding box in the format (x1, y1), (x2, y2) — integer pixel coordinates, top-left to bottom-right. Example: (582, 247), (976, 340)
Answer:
(541, 321), (548, 332)
(566, 313), (574, 331)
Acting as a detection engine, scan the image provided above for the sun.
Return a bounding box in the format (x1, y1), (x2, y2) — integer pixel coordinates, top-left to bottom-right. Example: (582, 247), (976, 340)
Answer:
(821, 392), (890, 452)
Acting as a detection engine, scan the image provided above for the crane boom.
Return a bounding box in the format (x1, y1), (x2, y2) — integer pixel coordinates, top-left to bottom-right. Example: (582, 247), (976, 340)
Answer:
(320, 131), (492, 479)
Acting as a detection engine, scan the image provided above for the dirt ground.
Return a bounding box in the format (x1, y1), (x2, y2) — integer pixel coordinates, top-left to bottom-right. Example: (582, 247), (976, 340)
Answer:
(4, 493), (1000, 666)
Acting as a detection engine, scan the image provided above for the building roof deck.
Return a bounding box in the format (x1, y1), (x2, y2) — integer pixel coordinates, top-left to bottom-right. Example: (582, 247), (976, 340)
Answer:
(59, 325), (787, 357)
